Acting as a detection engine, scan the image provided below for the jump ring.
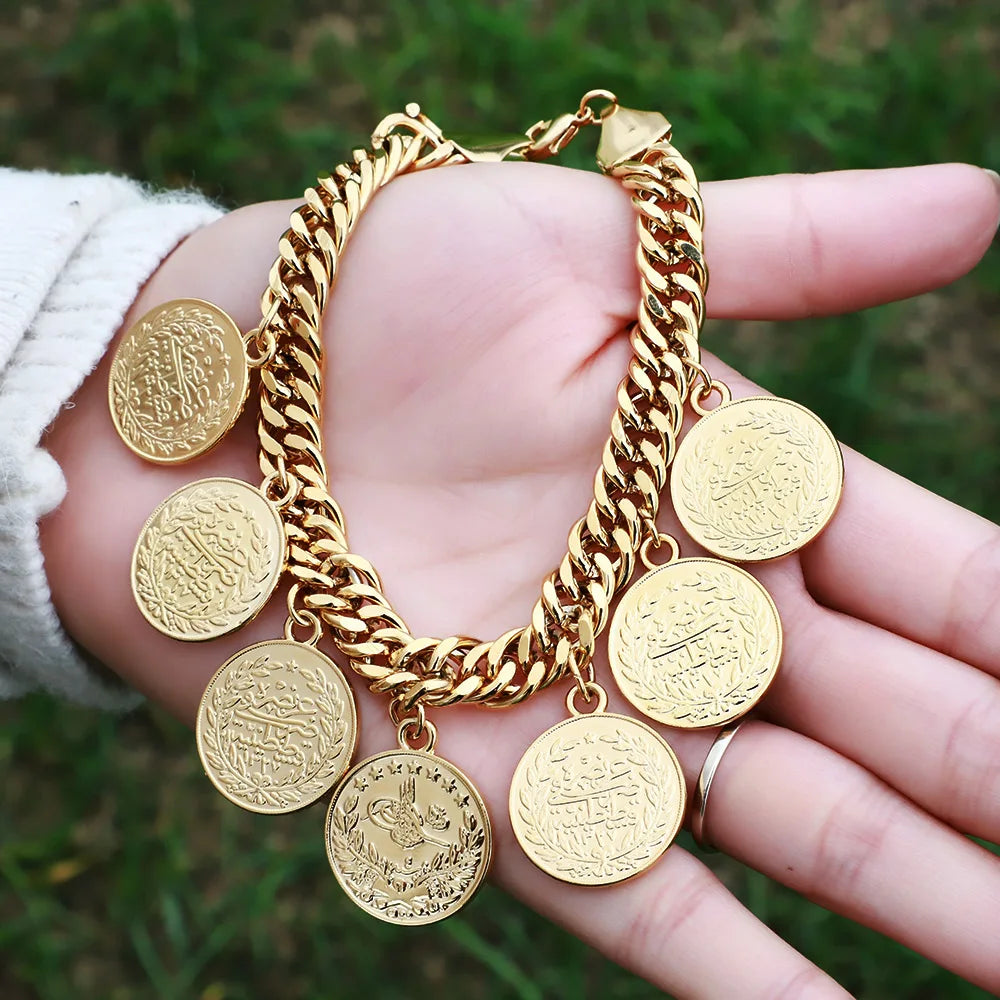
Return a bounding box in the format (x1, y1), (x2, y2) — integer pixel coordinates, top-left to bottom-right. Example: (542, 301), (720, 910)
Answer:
(639, 533), (680, 571)
(690, 379), (732, 418)
(397, 715), (437, 753)
(262, 459), (300, 508)
(691, 722), (744, 851)
(565, 681), (608, 717)
(579, 88), (618, 120)
(244, 325), (277, 368)
(390, 700), (425, 728)
(284, 609), (322, 646)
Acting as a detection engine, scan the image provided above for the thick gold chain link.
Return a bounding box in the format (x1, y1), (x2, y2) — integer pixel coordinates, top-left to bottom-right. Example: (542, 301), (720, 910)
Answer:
(254, 96), (708, 714)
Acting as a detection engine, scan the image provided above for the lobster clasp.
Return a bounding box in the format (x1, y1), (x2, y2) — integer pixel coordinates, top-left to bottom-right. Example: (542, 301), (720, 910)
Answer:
(524, 113), (584, 158)
(456, 135), (535, 163)
(596, 105), (672, 170)
(457, 112), (582, 163)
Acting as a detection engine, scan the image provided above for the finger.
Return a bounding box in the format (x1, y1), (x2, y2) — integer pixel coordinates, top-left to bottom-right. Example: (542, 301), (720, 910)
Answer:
(502, 845), (851, 1000)
(446, 705), (853, 1000)
(800, 449), (1000, 677)
(701, 163), (999, 319)
(490, 161), (999, 321)
(701, 721), (1000, 995)
(755, 567), (1000, 843)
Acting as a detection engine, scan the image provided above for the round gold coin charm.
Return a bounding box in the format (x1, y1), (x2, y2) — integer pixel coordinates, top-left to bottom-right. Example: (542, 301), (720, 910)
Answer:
(196, 640), (357, 814)
(671, 396), (844, 562)
(131, 477), (286, 641)
(509, 704), (685, 886)
(109, 298), (250, 464)
(608, 558), (782, 728)
(326, 750), (492, 925)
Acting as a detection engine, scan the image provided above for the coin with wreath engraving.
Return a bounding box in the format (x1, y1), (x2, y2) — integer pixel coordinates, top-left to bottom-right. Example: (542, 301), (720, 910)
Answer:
(671, 396), (844, 562)
(196, 640), (357, 814)
(131, 477), (286, 641)
(608, 558), (782, 728)
(326, 751), (492, 925)
(509, 713), (685, 886)
(109, 298), (249, 463)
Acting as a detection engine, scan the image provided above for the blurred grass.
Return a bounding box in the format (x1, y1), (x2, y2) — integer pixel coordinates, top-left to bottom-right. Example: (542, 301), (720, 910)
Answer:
(1, 1), (998, 998)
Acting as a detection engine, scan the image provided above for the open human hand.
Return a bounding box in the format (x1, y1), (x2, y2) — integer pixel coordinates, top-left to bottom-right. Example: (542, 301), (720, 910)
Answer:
(41, 160), (1000, 998)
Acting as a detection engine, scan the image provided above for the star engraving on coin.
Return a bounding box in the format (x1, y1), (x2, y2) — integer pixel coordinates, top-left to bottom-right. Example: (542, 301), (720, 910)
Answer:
(326, 751), (492, 925)
(196, 640), (357, 814)
(109, 298), (249, 464)
(671, 396), (844, 562)
(509, 714), (685, 886)
(131, 478), (286, 641)
(608, 558), (782, 728)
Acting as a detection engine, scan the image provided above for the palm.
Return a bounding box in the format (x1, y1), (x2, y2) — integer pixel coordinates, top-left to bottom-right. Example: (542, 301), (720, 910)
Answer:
(43, 161), (1000, 998)
(326, 166), (631, 640)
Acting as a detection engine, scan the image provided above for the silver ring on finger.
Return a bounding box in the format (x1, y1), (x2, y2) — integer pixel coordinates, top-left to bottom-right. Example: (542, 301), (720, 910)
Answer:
(692, 722), (744, 851)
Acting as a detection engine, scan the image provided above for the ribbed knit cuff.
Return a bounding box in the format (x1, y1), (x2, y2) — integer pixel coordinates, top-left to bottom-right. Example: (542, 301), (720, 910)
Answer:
(0, 169), (223, 707)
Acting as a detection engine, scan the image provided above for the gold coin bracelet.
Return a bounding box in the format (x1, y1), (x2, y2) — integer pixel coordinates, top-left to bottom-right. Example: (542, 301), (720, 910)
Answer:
(109, 91), (844, 925)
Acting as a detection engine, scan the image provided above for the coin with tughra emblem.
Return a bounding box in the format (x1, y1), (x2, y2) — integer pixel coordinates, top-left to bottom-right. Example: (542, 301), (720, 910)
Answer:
(325, 750), (492, 925)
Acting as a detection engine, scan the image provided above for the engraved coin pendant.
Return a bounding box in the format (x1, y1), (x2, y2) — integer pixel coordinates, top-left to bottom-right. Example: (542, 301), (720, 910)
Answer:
(671, 396), (844, 562)
(131, 477), (286, 641)
(608, 558), (782, 728)
(196, 640), (357, 814)
(509, 714), (685, 886)
(109, 298), (250, 464)
(326, 750), (492, 926)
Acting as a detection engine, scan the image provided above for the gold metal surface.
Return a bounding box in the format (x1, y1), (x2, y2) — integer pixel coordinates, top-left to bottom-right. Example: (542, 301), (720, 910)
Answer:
(596, 106), (672, 169)
(671, 396), (844, 562)
(608, 558), (782, 728)
(509, 713), (685, 885)
(131, 477), (286, 641)
(196, 640), (357, 814)
(109, 299), (249, 463)
(253, 93), (710, 712)
(326, 750), (492, 925)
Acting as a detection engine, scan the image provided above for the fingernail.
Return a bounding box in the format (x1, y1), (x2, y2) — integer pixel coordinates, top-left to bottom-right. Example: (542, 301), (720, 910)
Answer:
(985, 168), (1000, 192)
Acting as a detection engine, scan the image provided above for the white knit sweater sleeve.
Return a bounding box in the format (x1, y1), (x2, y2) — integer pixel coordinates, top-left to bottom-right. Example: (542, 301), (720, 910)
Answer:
(0, 168), (223, 708)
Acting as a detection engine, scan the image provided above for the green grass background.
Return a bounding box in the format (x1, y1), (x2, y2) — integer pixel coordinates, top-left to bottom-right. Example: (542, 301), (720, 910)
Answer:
(1, 2), (998, 998)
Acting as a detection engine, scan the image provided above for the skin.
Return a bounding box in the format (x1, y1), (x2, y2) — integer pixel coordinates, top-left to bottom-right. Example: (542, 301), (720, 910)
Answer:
(40, 160), (1000, 999)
